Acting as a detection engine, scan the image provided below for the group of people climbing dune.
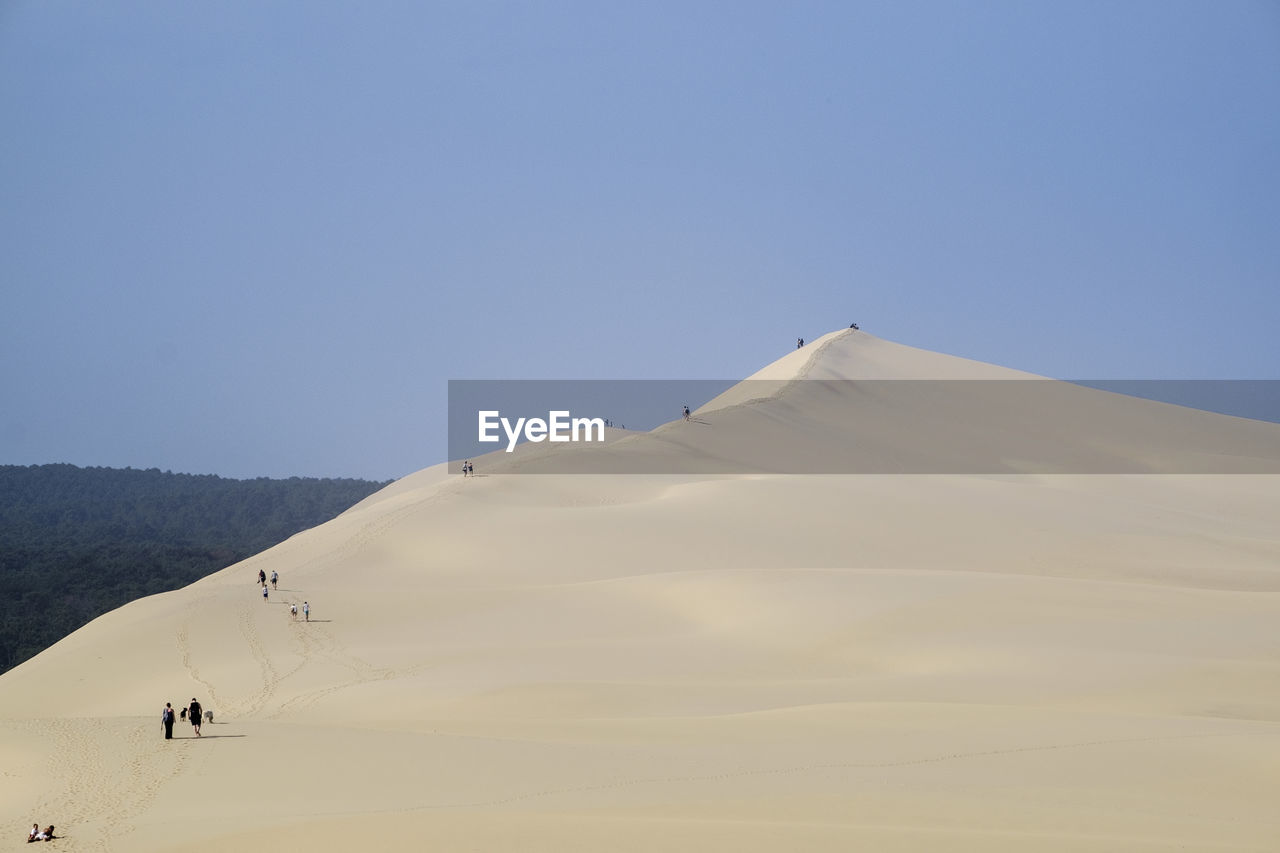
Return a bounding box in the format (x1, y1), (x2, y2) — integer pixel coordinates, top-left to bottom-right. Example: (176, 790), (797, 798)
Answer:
(256, 568), (310, 621)
(161, 698), (206, 739)
(157, 567), (313, 749)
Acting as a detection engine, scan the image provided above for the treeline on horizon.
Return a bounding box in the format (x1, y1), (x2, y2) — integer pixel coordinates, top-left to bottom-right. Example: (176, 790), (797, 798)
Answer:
(0, 463), (392, 674)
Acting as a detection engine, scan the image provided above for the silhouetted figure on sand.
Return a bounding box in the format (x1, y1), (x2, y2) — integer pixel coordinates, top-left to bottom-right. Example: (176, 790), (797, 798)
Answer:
(189, 698), (203, 736)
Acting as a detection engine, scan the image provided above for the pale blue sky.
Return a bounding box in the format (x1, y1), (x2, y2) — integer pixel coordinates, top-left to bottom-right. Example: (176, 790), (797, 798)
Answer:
(2, 1), (1277, 480)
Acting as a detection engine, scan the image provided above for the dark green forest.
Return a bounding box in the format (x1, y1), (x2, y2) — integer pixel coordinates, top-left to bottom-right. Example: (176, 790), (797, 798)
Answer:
(0, 464), (391, 674)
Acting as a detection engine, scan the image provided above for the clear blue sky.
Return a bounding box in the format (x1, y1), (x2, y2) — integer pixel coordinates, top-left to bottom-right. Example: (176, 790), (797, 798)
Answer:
(2, 1), (1277, 480)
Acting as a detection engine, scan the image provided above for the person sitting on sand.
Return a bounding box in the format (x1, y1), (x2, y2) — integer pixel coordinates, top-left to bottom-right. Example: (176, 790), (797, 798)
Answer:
(41, 826), (55, 841)
(28, 823), (38, 842)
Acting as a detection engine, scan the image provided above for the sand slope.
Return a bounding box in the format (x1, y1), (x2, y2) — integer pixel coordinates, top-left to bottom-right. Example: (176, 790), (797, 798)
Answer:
(1, 332), (1278, 851)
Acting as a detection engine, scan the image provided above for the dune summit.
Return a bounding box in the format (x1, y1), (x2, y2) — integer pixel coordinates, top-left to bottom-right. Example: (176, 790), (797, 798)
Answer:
(2, 331), (1278, 852)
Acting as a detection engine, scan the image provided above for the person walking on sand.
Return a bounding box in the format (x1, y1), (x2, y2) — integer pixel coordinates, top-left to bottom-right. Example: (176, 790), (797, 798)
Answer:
(290, 603), (297, 619)
(262, 584), (269, 602)
(303, 601), (310, 622)
(258, 568), (266, 585)
(162, 702), (175, 740)
(189, 698), (203, 736)
(270, 570), (278, 590)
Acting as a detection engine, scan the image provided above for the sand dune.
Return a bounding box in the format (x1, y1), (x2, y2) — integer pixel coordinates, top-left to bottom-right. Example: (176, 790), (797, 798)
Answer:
(2, 332), (1278, 851)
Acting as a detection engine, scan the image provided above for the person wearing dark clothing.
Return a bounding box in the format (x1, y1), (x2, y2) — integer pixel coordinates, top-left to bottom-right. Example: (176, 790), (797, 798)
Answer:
(162, 702), (175, 739)
(189, 698), (203, 736)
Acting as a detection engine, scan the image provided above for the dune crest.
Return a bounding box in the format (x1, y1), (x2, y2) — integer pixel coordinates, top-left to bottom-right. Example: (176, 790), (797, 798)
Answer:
(696, 329), (1037, 418)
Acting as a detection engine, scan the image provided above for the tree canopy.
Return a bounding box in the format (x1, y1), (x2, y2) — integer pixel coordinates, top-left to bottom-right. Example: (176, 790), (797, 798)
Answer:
(0, 464), (391, 673)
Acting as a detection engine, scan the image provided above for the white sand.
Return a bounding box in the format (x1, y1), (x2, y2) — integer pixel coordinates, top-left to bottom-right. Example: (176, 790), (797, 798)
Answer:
(2, 331), (1277, 851)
